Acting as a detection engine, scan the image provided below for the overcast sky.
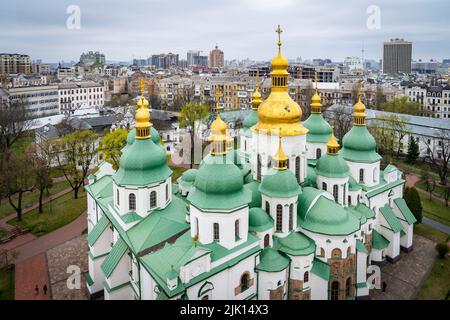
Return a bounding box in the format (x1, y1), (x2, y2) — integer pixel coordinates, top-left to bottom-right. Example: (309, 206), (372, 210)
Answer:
(1, 0), (449, 63)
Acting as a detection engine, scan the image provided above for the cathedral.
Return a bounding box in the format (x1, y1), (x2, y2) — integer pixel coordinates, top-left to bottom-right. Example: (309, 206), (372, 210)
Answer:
(85, 27), (416, 300)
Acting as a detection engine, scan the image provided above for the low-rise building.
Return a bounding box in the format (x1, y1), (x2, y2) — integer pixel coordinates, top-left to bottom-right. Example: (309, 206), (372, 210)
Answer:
(58, 81), (104, 114)
(7, 85), (59, 118)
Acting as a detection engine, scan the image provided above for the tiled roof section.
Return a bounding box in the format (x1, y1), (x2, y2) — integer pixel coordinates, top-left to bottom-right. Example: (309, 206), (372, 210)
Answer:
(380, 205), (403, 233)
(393, 198), (417, 225)
(372, 230), (390, 250)
(87, 216), (109, 246)
(101, 237), (128, 278)
(311, 258), (330, 281)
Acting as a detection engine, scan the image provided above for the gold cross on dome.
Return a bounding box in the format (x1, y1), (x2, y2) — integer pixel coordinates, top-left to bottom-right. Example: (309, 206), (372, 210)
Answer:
(140, 78), (145, 97)
(276, 25), (283, 48)
(357, 80), (363, 101)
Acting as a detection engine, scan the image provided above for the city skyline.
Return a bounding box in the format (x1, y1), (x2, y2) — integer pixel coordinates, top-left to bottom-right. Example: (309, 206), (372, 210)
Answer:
(1, 0), (449, 63)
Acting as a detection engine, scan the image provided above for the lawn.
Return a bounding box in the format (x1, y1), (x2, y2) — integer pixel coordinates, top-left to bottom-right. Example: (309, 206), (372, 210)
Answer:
(0, 265), (15, 300)
(7, 190), (87, 237)
(10, 134), (34, 155)
(416, 255), (450, 300)
(170, 165), (188, 183)
(414, 223), (449, 244)
(0, 180), (71, 219)
(418, 193), (450, 227)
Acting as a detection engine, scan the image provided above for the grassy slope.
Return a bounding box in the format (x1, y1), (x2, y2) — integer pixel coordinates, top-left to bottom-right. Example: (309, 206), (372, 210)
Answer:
(0, 265), (15, 300)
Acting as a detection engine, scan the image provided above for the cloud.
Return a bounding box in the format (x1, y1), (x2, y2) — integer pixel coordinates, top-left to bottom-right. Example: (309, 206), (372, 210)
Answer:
(0, 0), (449, 62)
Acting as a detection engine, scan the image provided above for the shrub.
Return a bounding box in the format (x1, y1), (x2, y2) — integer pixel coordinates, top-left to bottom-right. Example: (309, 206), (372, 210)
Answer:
(435, 242), (449, 259)
(404, 187), (423, 223)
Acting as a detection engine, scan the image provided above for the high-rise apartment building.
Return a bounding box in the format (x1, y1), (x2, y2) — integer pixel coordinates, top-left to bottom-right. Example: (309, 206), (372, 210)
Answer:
(382, 39), (412, 74)
(150, 53), (179, 69)
(187, 50), (208, 67)
(0, 53), (31, 75)
(80, 51), (106, 66)
(209, 45), (224, 69)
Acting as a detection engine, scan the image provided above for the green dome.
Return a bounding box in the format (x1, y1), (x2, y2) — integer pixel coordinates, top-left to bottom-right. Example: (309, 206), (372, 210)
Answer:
(249, 207), (273, 232)
(200, 150), (240, 168)
(187, 154), (251, 210)
(113, 138), (172, 186)
(150, 126), (162, 145)
(180, 169), (197, 183)
(243, 109), (258, 129)
(303, 114), (332, 143)
(302, 165), (317, 187)
(316, 154), (350, 178)
(298, 188), (360, 236)
(276, 232), (315, 256)
(127, 128), (136, 145)
(244, 181), (261, 208)
(256, 248), (290, 273)
(341, 126), (381, 163)
(260, 169), (301, 198)
(348, 175), (361, 191)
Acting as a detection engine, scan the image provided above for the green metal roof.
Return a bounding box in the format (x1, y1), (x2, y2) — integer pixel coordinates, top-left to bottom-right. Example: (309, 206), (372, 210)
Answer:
(275, 232), (316, 256)
(244, 181), (262, 208)
(394, 198), (417, 225)
(311, 258), (330, 281)
(298, 192), (360, 236)
(365, 179), (405, 198)
(101, 237), (128, 278)
(355, 203), (376, 220)
(113, 138), (172, 186)
(356, 239), (368, 254)
(259, 168), (302, 198)
(341, 126), (381, 163)
(243, 109), (258, 129)
(303, 113), (332, 143)
(255, 247), (290, 272)
(348, 175), (362, 191)
(120, 211), (143, 224)
(372, 229), (390, 250)
(87, 216), (109, 246)
(316, 154), (350, 178)
(188, 154), (251, 210)
(384, 164), (397, 173)
(126, 196), (190, 253)
(380, 205), (403, 233)
(302, 165), (317, 188)
(248, 208), (273, 232)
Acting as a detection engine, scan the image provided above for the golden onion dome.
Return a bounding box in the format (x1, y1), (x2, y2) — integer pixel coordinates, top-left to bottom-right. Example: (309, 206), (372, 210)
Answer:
(253, 25), (307, 136)
(210, 113), (227, 137)
(326, 129), (340, 155)
(352, 81), (367, 126)
(252, 76), (262, 110)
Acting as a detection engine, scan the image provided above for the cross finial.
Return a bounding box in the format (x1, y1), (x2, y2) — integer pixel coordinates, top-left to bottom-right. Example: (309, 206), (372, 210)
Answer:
(255, 72), (259, 89)
(357, 80), (363, 101)
(276, 25), (283, 50)
(215, 88), (222, 111)
(314, 73), (318, 93)
(140, 78), (145, 99)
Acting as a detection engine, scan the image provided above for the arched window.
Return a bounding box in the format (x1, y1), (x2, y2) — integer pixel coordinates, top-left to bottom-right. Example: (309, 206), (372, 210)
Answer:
(331, 281), (339, 300)
(129, 193), (136, 211)
(359, 169), (364, 183)
(343, 185), (346, 205)
(331, 248), (342, 259)
(345, 278), (352, 297)
(240, 272), (250, 291)
(304, 271), (309, 283)
(150, 191), (157, 208)
(322, 182), (327, 191)
(257, 154), (262, 181)
(348, 195), (351, 205)
(347, 247), (351, 257)
(295, 156), (300, 182)
(235, 220), (240, 240)
(264, 234), (270, 248)
(333, 185), (338, 202)
(267, 156), (272, 169)
(265, 201), (270, 214)
(165, 184), (169, 201)
(116, 188), (120, 206)
(316, 148), (322, 159)
(289, 204), (294, 230)
(213, 223), (220, 241)
(320, 248), (325, 256)
(373, 168), (378, 183)
(194, 217), (199, 237)
(276, 205), (283, 232)
(244, 139), (247, 152)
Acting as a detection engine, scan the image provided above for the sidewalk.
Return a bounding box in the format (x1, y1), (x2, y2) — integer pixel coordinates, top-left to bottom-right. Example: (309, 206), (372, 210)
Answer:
(15, 254), (51, 300)
(9, 211), (87, 264)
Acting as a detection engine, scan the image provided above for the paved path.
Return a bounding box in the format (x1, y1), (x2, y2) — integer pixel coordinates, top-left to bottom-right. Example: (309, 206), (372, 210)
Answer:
(422, 217), (450, 235)
(9, 211), (87, 264)
(370, 234), (436, 300)
(0, 187), (73, 232)
(14, 254), (51, 300)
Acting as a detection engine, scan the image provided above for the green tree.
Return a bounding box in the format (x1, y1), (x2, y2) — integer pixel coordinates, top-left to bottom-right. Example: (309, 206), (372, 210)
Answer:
(0, 151), (35, 221)
(98, 129), (128, 170)
(403, 187), (423, 223)
(374, 85), (385, 110)
(54, 130), (98, 199)
(381, 96), (421, 115)
(28, 144), (53, 213)
(178, 103), (210, 169)
(407, 135), (419, 164)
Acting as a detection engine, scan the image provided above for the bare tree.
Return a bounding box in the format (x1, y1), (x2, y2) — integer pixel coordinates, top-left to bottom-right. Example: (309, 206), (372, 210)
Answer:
(423, 129), (450, 186)
(27, 144), (53, 213)
(444, 186), (450, 207)
(0, 99), (35, 152)
(323, 105), (353, 143)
